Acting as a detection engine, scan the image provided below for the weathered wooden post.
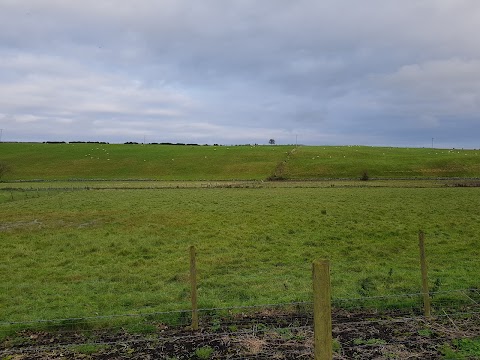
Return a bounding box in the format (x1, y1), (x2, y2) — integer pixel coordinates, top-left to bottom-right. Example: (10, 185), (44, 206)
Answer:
(418, 231), (431, 318)
(190, 245), (199, 330)
(312, 259), (333, 360)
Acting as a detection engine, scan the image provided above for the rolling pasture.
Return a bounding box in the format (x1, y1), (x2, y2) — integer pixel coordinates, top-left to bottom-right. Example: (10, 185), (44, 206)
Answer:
(1, 143), (480, 327)
(0, 143), (292, 181)
(285, 145), (480, 179)
(1, 142), (480, 181)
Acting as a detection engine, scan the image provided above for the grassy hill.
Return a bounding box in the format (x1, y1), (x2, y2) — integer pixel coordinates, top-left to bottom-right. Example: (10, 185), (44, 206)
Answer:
(1, 143), (479, 181)
(285, 146), (480, 179)
(0, 143), (293, 181)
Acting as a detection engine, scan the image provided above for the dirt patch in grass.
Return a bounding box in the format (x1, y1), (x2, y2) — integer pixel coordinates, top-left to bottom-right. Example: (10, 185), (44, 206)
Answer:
(2, 307), (479, 359)
(0, 219), (43, 232)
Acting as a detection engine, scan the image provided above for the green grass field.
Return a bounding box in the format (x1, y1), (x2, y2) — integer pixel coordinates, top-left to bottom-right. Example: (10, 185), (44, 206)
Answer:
(285, 146), (480, 179)
(1, 143), (480, 181)
(0, 143), (293, 180)
(1, 186), (479, 325)
(1, 143), (479, 333)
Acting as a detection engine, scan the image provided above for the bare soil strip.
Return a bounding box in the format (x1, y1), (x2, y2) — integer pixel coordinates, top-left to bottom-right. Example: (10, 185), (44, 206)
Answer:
(2, 307), (479, 359)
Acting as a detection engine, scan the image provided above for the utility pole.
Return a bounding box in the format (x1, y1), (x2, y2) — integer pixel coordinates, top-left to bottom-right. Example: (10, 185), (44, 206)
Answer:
(0, 129), (3, 142)
(432, 138), (434, 149)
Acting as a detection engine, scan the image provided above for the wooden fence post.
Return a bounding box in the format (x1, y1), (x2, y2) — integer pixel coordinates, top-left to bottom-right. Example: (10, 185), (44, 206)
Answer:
(312, 259), (333, 360)
(190, 245), (199, 330)
(418, 231), (431, 318)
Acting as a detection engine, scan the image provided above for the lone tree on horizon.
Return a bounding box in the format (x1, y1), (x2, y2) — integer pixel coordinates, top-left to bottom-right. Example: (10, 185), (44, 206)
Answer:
(269, 139), (275, 145)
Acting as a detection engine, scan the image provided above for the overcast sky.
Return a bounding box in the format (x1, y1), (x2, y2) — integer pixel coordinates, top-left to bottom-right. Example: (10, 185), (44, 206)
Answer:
(1, 1), (480, 147)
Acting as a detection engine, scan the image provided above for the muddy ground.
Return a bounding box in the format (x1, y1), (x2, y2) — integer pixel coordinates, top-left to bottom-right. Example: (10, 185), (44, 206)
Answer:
(1, 307), (479, 359)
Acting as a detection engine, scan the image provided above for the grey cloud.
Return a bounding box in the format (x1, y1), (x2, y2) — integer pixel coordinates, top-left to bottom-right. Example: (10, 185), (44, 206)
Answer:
(1, 1), (480, 146)
(381, 59), (480, 114)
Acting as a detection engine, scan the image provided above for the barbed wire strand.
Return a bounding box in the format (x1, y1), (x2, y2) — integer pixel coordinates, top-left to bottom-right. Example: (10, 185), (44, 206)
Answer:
(1, 290), (479, 358)
(3, 288), (478, 327)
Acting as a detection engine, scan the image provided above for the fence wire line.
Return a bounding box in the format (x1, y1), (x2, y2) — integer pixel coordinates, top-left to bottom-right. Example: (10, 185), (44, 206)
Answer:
(0, 317), (313, 336)
(333, 288), (476, 302)
(14, 308), (474, 332)
(1, 288), (478, 327)
(0, 301), (312, 327)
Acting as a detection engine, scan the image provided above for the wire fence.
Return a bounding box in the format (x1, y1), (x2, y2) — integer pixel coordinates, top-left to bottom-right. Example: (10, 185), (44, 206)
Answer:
(1, 238), (479, 358)
(1, 289), (479, 359)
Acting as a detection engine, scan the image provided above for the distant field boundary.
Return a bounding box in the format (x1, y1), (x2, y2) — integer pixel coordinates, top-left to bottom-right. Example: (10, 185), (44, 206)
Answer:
(3, 177), (480, 184)
(2, 178), (480, 194)
(3, 175), (480, 184)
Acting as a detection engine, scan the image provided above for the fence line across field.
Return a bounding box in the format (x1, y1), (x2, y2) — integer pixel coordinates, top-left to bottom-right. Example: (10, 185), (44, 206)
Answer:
(0, 301), (313, 327)
(2, 289), (476, 329)
(2, 231), (480, 360)
(186, 231), (476, 359)
(1, 310), (479, 359)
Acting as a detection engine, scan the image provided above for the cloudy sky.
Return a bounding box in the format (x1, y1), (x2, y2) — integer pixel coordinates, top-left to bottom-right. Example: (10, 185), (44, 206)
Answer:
(1, 1), (480, 147)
